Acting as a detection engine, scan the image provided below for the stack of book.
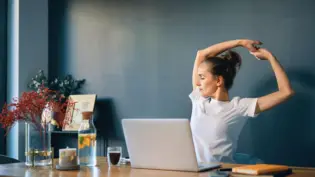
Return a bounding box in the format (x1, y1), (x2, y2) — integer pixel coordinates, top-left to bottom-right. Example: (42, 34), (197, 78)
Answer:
(230, 164), (292, 177)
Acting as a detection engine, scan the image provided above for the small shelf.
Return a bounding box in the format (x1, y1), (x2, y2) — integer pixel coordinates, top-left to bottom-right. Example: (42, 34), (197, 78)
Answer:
(51, 131), (78, 134)
(51, 130), (101, 134)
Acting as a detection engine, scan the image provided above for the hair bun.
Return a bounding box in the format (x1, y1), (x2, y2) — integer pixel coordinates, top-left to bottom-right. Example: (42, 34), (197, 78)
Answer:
(221, 50), (242, 70)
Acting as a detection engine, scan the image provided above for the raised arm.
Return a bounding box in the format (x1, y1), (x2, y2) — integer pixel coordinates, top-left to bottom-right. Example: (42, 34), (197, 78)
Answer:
(250, 48), (295, 114)
(192, 39), (261, 89)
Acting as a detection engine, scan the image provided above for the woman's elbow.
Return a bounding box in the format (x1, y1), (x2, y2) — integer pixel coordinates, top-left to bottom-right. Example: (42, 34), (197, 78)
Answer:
(284, 88), (295, 98)
(196, 50), (206, 58)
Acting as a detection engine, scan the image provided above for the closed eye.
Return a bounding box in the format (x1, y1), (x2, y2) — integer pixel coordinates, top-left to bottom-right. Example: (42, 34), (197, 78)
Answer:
(198, 74), (205, 80)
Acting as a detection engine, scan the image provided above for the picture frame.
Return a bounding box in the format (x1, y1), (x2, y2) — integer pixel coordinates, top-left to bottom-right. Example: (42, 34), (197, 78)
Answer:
(63, 94), (97, 131)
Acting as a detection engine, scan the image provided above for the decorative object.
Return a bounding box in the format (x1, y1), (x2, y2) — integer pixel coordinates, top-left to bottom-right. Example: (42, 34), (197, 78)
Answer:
(0, 87), (75, 166)
(56, 147), (79, 171)
(78, 112), (97, 166)
(25, 121), (52, 167)
(63, 94), (96, 131)
(27, 69), (86, 129)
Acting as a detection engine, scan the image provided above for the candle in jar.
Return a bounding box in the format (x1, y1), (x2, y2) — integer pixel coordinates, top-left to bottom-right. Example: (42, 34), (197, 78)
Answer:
(59, 147), (78, 167)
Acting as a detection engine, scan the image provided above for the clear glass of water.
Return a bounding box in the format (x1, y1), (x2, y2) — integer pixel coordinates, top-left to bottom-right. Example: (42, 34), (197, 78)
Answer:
(107, 146), (122, 166)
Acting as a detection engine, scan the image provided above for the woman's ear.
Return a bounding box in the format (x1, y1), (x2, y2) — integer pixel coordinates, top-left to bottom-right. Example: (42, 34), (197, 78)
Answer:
(216, 75), (224, 87)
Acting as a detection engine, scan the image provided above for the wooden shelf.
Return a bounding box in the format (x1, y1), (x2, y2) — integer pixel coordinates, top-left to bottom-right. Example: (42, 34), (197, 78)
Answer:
(51, 130), (78, 134)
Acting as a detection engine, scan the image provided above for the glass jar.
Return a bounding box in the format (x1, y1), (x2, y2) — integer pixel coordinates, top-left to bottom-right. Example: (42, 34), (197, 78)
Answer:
(25, 122), (52, 167)
(78, 111), (97, 166)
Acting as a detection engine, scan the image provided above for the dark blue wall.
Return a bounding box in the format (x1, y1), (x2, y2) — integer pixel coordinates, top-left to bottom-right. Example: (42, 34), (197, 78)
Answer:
(49, 0), (315, 167)
(0, 0), (7, 155)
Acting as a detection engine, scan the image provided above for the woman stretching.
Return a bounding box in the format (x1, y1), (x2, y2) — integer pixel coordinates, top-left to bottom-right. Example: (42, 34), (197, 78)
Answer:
(190, 39), (294, 163)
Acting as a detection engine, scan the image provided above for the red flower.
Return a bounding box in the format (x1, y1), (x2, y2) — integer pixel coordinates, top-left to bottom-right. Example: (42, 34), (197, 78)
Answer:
(0, 87), (76, 135)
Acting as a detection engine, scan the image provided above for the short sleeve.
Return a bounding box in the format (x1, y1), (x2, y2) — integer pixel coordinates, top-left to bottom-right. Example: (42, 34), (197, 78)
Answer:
(234, 97), (259, 118)
(189, 87), (201, 102)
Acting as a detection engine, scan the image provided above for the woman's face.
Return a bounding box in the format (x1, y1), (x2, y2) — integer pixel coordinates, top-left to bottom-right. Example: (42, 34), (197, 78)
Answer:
(196, 62), (219, 97)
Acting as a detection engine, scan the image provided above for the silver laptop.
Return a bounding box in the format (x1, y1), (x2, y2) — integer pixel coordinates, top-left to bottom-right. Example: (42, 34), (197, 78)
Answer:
(121, 118), (221, 172)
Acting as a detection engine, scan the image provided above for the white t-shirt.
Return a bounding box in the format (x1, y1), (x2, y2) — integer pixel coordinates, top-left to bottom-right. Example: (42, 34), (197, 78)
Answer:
(189, 87), (259, 163)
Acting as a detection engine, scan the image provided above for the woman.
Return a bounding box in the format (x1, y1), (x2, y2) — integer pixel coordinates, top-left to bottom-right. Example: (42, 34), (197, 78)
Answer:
(190, 39), (294, 163)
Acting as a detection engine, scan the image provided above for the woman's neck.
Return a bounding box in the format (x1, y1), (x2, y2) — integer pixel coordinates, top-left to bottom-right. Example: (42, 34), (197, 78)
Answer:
(211, 87), (229, 102)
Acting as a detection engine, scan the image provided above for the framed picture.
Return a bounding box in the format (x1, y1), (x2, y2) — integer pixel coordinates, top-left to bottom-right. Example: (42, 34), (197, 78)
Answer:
(63, 94), (97, 131)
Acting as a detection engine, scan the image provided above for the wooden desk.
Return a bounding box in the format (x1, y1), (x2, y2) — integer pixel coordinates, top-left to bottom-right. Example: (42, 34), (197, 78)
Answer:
(0, 157), (314, 177)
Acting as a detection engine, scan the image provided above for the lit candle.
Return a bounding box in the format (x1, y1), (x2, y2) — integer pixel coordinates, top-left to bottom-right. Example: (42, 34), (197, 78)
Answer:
(59, 147), (78, 167)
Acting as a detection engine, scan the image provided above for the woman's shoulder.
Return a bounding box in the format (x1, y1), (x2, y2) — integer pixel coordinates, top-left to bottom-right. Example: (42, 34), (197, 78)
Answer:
(230, 96), (257, 103)
(230, 96), (242, 104)
(229, 96), (256, 109)
(230, 96), (259, 117)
